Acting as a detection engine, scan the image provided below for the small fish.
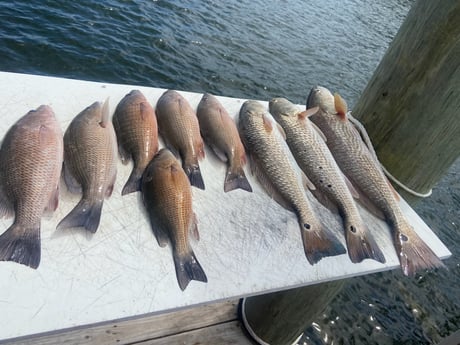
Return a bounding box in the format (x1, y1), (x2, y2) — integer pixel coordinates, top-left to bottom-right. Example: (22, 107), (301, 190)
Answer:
(238, 100), (345, 264)
(269, 97), (385, 264)
(141, 148), (207, 290)
(155, 90), (205, 189)
(196, 93), (252, 192)
(0, 105), (63, 268)
(307, 86), (444, 275)
(57, 100), (117, 233)
(113, 90), (158, 195)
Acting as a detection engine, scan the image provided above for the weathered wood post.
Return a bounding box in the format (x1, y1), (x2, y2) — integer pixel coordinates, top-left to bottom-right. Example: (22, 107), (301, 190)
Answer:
(352, 0), (460, 203)
(241, 1), (460, 344)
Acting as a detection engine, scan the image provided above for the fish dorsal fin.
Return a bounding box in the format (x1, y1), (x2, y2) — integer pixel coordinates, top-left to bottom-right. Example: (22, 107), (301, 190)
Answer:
(333, 93), (347, 121)
(262, 114), (273, 133)
(298, 106), (319, 120)
(100, 98), (110, 128)
(276, 122), (286, 140)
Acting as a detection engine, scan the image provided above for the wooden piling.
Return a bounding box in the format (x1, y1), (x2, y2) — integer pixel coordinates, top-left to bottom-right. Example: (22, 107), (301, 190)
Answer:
(242, 280), (345, 345)
(352, 0), (460, 203)
(241, 1), (459, 343)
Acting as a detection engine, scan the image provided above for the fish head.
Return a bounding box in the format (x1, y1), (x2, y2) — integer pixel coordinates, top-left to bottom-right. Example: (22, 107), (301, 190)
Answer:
(238, 100), (268, 132)
(306, 86), (336, 114)
(269, 97), (298, 121)
(151, 148), (179, 170)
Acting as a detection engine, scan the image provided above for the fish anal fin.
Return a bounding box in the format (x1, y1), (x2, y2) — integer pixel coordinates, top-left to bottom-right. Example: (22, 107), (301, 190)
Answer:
(147, 211), (170, 248)
(0, 186), (14, 219)
(386, 177), (401, 202)
(44, 185), (60, 215)
(190, 213), (200, 241)
(342, 173), (360, 199)
(309, 188), (339, 214)
(333, 93), (347, 121)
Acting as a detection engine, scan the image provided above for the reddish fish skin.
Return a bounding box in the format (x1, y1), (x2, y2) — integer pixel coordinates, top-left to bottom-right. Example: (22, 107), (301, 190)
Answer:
(141, 148), (207, 291)
(57, 100), (117, 233)
(196, 93), (252, 192)
(0, 105), (63, 269)
(155, 90), (205, 190)
(306, 86), (444, 276)
(113, 90), (159, 195)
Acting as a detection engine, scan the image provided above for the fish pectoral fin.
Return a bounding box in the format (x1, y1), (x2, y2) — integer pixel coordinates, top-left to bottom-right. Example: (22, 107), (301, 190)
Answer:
(249, 153), (293, 211)
(333, 93), (348, 121)
(99, 97), (110, 128)
(298, 106), (319, 119)
(63, 161), (82, 194)
(44, 185), (60, 216)
(140, 101), (153, 121)
(262, 114), (273, 133)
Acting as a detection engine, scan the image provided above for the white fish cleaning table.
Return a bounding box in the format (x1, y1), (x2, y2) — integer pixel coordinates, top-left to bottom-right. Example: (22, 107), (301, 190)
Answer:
(0, 72), (451, 342)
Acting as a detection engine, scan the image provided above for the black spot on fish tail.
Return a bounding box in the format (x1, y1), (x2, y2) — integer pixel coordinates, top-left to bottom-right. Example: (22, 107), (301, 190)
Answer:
(0, 223), (41, 269)
(345, 223), (385, 264)
(301, 222), (346, 265)
(395, 222), (445, 276)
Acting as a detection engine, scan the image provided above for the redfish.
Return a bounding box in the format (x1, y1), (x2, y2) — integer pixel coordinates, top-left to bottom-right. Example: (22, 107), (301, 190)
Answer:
(113, 90), (158, 195)
(307, 86), (444, 275)
(238, 100), (345, 264)
(269, 97), (385, 264)
(196, 93), (252, 192)
(141, 148), (207, 290)
(57, 100), (117, 233)
(0, 105), (63, 268)
(155, 90), (205, 189)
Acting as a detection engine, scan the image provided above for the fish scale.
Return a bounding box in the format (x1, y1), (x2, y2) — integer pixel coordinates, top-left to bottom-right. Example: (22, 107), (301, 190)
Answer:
(238, 100), (345, 265)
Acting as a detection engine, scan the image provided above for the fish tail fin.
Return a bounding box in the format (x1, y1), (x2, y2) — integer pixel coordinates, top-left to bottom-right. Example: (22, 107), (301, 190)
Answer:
(345, 220), (386, 264)
(395, 221), (445, 276)
(173, 249), (208, 291)
(57, 198), (103, 233)
(184, 163), (205, 190)
(121, 168), (142, 195)
(224, 166), (253, 193)
(300, 220), (346, 265)
(0, 223), (41, 269)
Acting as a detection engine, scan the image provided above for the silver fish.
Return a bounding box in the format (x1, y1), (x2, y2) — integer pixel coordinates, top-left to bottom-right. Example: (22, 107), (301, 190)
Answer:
(238, 100), (345, 264)
(57, 99), (117, 233)
(0, 105), (63, 268)
(269, 97), (385, 264)
(196, 93), (252, 192)
(307, 86), (444, 275)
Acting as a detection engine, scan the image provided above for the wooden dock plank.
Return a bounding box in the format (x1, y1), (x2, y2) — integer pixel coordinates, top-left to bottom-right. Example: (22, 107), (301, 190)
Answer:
(1, 300), (240, 345)
(132, 321), (254, 345)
